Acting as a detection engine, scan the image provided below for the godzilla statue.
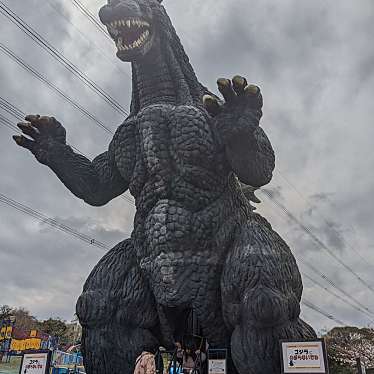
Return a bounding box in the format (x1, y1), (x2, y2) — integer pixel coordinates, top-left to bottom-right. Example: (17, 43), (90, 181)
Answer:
(13, 0), (316, 373)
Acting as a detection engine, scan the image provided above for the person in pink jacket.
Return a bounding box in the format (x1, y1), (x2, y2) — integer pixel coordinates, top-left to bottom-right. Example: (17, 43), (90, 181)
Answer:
(134, 350), (157, 374)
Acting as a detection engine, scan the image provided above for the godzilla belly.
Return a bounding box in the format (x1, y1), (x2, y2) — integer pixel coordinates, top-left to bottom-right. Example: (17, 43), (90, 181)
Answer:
(139, 199), (223, 306)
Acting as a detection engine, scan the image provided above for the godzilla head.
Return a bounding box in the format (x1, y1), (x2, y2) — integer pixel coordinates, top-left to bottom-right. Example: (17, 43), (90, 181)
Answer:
(99, 0), (164, 62)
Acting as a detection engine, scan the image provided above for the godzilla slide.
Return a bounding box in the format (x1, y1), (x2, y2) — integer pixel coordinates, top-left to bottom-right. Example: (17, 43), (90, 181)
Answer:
(13, 0), (316, 373)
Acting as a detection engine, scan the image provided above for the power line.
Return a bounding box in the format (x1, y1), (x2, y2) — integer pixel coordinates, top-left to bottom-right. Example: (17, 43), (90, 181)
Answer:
(303, 272), (374, 325)
(0, 114), (20, 133)
(45, 0), (131, 82)
(259, 191), (374, 318)
(0, 43), (114, 135)
(299, 257), (374, 317)
(0, 1), (129, 117)
(69, 0), (111, 41)
(0, 97), (24, 119)
(0, 192), (110, 251)
(275, 169), (372, 268)
(302, 299), (346, 326)
(0, 96), (135, 207)
(261, 188), (374, 296)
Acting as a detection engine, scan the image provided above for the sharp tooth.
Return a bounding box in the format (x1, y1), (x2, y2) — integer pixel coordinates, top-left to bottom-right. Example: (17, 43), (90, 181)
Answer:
(131, 19), (135, 25)
(117, 37), (123, 49)
(126, 20), (131, 28)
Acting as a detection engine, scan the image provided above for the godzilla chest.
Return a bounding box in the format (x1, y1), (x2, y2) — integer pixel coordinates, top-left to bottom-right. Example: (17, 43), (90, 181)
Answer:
(136, 104), (218, 188)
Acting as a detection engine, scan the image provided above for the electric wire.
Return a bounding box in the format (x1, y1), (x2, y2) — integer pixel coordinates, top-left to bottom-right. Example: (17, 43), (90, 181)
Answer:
(275, 169), (371, 268)
(0, 96), (135, 207)
(303, 272), (374, 324)
(0, 43), (114, 135)
(0, 113), (20, 133)
(0, 1), (129, 117)
(0, 192), (110, 251)
(69, 0), (111, 41)
(302, 299), (346, 326)
(261, 188), (374, 295)
(45, 0), (132, 82)
(259, 191), (374, 317)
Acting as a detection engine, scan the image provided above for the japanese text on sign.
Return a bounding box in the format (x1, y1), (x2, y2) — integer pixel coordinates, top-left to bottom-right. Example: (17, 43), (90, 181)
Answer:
(20, 353), (49, 374)
(281, 341), (327, 373)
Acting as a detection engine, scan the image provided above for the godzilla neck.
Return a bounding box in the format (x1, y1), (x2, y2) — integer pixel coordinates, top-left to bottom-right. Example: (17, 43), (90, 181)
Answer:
(131, 41), (201, 112)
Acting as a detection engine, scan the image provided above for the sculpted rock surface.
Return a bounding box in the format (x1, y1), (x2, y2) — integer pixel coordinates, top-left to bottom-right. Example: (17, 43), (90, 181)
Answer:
(14, 0), (316, 373)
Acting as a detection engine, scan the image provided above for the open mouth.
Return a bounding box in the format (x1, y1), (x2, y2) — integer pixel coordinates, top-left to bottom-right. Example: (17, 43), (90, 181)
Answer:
(105, 17), (151, 52)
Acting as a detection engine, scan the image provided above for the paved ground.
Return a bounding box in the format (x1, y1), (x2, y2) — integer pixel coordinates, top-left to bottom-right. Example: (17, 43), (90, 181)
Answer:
(0, 356), (21, 374)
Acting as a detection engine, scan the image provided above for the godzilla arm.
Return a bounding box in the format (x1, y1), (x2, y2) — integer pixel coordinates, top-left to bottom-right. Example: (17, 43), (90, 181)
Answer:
(14, 115), (133, 206)
(224, 123), (275, 188)
(48, 141), (128, 206)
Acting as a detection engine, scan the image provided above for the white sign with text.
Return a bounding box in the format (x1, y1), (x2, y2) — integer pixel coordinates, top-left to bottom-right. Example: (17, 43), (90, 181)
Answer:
(208, 359), (226, 374)
(281, 341), (327, 373)
(19, 352), (49, 374)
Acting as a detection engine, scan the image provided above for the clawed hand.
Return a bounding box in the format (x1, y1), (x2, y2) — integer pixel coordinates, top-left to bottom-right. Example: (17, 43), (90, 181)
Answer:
(203, 75), (263, 128)
(13, 114), (66, 164)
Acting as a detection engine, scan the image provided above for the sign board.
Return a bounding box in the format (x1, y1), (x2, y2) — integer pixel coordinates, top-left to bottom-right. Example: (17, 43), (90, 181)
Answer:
(19, 350), (51, 374)
(280, 339), (329, 373)
(208, 359), (226, 374)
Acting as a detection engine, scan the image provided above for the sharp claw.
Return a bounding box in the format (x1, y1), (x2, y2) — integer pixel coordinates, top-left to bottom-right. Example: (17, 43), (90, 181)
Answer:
(12, 134), (35, 150)
(13, 135), (23, 145)
(217, 78), (236, 103)
(17, 122), (31, 129)
(245, 84), (259, 96)
(232, 75), (247, 88)
(25, 114), (40, 122)
(217, 78), (231, 89)
(203, 94), (218, 105)
(203, 95), (221, 115)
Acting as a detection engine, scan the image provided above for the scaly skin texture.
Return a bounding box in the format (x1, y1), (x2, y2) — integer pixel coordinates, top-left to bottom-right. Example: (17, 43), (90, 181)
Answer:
(13, 0), (316, 373)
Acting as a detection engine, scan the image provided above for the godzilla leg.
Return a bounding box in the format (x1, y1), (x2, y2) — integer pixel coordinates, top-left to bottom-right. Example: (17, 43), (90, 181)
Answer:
(221, 215), (316, 374)
(76, 239), (160, 374)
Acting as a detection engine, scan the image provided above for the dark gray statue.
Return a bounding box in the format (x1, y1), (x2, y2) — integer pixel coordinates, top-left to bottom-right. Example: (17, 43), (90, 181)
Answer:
(13, 0), (316, 372)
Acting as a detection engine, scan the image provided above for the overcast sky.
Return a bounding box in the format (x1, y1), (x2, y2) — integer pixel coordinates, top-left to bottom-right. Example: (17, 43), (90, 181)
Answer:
(1, 0), (374, 334)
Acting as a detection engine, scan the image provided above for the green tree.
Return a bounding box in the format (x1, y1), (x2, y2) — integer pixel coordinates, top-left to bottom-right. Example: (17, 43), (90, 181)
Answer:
(0, 305), (12, 321)
(38, 318), (68, 344)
